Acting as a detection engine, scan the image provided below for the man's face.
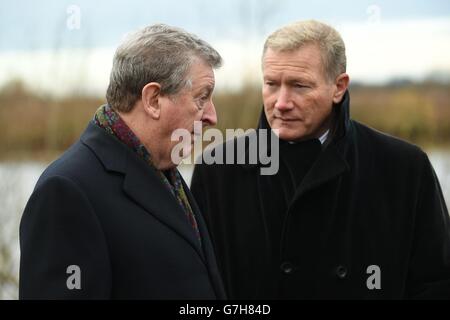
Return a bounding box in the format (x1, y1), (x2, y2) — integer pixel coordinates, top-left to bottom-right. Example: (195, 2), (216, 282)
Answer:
(262, 44), (337, 142)
(160, 60), (217, 158)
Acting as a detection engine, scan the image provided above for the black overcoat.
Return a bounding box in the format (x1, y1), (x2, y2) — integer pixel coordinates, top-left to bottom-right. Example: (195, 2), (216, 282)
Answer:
(191, 92), (450, 299)
(20, 122), (225, 299)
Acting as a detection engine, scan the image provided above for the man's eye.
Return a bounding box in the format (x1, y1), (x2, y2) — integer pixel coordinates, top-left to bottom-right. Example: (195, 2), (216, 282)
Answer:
(199, 96), (209, 105)
(265, 81), (275, 86)
(294, 83), (308, 88)
(196, 96), (208, 109)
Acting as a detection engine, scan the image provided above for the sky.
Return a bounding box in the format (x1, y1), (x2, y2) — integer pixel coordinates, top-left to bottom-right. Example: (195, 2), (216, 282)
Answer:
(0, 0), (449, 96)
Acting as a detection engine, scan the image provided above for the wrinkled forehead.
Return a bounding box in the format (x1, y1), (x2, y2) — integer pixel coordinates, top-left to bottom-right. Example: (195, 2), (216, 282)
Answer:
(186, 60), (216, 91)
(262, 45), (326, 76)
(264, 42), (324, 62)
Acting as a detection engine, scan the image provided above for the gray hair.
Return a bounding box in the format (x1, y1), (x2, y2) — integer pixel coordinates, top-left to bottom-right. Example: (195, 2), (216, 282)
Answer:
(262, 20), (346, 81)
(106, 24), (222, 112)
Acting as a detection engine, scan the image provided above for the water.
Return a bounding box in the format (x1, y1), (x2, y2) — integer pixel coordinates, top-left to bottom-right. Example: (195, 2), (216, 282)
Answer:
(1, 150), (450, 299)
(0, 162), (46, 299)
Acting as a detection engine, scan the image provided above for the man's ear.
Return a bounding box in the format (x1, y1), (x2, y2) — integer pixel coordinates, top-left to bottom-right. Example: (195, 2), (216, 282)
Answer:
(141, 82), (162, 120)
(332, 73), (350, 104)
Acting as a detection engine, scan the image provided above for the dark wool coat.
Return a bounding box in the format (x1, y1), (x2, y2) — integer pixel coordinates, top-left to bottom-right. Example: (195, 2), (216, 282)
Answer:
(191, 91), (450, 299)
(19, 122), (225, 299)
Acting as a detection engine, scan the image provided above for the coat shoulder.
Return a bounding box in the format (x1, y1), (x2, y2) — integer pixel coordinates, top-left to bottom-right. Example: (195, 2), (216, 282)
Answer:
(351, 120), (428, 165)
(36, 140), (102, 190)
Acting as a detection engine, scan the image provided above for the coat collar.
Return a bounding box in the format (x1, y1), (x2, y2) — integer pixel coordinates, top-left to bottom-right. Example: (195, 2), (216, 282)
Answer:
(80, 122), (206, 262)
(251, 91), (352, 194)
(296, 91), (352, 197)
(256, 90), (351, 146)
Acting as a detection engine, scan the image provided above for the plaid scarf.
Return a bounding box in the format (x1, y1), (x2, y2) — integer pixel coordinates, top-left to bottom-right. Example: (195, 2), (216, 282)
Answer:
(93, 104), (201, 245)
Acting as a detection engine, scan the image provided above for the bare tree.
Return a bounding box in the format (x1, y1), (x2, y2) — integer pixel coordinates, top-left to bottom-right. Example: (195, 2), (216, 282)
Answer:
(239, 0), (282, 39)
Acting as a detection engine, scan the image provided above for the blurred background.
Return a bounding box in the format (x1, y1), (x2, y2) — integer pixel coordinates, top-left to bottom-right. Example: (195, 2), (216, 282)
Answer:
(1, 0), (449, 299)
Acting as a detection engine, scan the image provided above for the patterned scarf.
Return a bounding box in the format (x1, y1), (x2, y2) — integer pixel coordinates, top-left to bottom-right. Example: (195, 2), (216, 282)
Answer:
(93, 104), (201, 244)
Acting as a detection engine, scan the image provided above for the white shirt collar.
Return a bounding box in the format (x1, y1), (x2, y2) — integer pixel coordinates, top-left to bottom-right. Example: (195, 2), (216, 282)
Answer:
(318, 129), (329, 145)
(287, 129), (330, 145)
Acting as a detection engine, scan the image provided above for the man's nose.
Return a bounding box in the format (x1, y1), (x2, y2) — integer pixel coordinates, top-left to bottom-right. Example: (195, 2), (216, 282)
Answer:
(274, 87), (294, 111)
(201, 100), (217, 127)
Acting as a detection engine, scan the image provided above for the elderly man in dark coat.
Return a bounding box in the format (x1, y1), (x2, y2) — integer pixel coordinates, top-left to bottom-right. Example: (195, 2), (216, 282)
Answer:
(19, 24), (225, 299)
(191, 20), (450, 299)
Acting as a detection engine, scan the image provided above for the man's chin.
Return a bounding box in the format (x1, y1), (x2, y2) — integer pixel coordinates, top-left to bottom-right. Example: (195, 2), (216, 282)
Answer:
(274, 128), (307, 142)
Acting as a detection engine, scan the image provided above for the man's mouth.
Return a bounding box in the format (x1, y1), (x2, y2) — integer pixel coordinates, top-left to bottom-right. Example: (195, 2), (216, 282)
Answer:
(274, 116), (300, 121)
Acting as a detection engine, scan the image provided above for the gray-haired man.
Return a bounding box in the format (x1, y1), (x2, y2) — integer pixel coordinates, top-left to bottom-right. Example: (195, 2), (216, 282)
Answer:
(20, 24), (225, 299)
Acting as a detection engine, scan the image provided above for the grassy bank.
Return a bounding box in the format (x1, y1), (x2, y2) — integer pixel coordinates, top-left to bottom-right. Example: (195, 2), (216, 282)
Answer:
(0, 80), (449, 161)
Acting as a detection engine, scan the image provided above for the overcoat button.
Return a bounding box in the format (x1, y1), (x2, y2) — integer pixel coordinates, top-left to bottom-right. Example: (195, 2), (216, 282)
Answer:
(335, 265), (348, 279)
(280, 262), (295, 275)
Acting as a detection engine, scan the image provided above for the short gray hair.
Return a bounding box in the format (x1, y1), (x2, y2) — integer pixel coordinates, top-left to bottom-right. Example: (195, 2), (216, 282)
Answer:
(263, 20), (346, 81)
(106, 24), (222, 112)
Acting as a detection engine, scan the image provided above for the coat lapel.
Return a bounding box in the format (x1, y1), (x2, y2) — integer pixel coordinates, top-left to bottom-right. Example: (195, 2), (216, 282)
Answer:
(122, 157), (205, 262)
(181, 178), (227, 299)
(81, 122), (205, 262)
(292, 91), (353, 197)
(293, 143), (349, 201)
